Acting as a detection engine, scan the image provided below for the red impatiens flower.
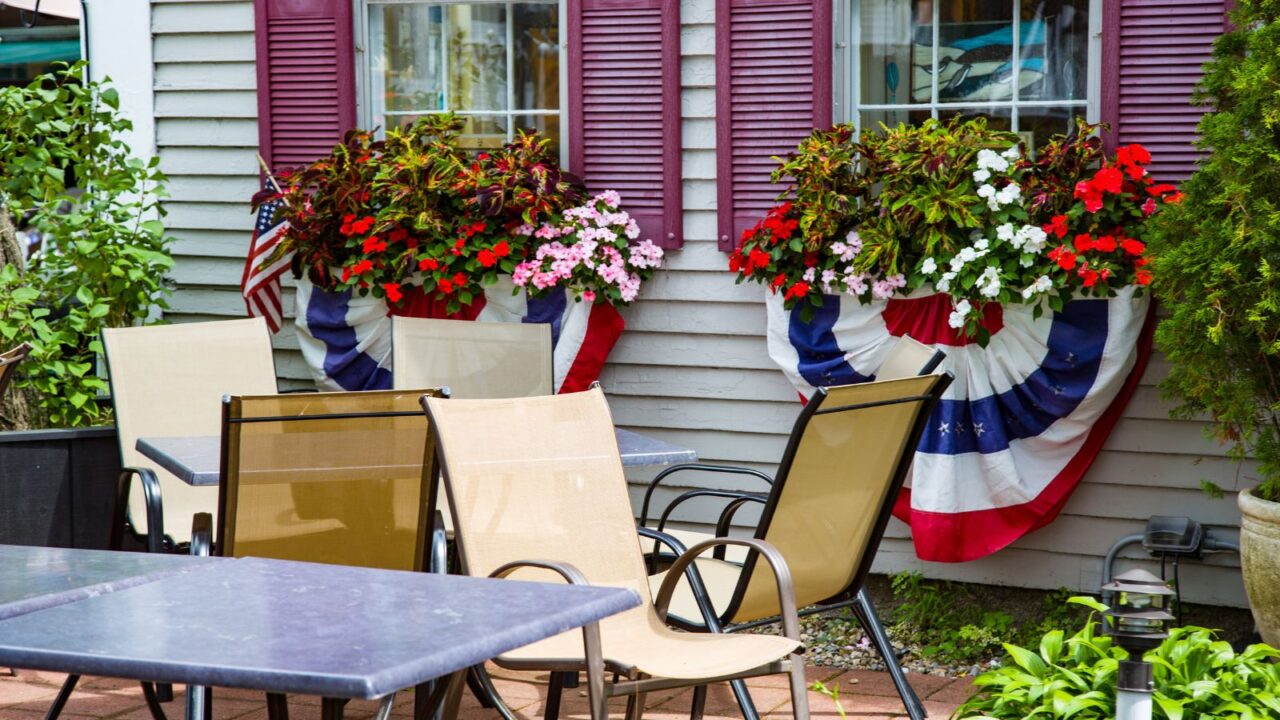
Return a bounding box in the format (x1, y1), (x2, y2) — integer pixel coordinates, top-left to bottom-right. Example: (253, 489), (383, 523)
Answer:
(452, 272), (467, 286)
(1120, 238), (1146, 256)
(1093, 166), (1124, 194)
(770, 273), (788, 291)
(1074, 180), (1104, 213)
(1080, 267), (1100, 288)
(419, 257), (440, 271)
(1147, 183), (1177, 196)
(382, 282), (403, 303)
(492, 240), (511, 258)
(1073, 233), (1095, 252)
(1092, 235), (1117, 253)
(1142, 198), (1158, 217)
(747, 248), (771, 274)
(349, 259), (374, 275)
(1135, 269), (1153, 286)
(1116, 144), (1152, 167)
(362, 235), (387, 254)
(1048, 246), (1078, 271)
(728, 252), (744, 273)
(388, 227), (409, 243)
(346, 216), (374, 236)
(1044, 214), (1069, 239)
(477, 249), (497, 268)
(784, 281), (811, 300)
(438, 279), (454, 294)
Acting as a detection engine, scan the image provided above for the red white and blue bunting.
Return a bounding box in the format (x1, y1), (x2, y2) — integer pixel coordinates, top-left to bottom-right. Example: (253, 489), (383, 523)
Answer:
(767, 285), (1154, 562)
(294, 276), (625, 394)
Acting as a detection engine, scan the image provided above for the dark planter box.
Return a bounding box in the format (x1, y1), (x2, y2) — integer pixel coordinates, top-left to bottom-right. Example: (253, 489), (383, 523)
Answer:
(0, 426), (121, 549)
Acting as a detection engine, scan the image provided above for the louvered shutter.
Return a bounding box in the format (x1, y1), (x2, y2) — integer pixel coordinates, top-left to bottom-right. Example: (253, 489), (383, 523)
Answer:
(254, 0), (356, 173)
(1101, 0), (1226, 182)
(567, 0), (683, 249)
(715, 0), (832, 251)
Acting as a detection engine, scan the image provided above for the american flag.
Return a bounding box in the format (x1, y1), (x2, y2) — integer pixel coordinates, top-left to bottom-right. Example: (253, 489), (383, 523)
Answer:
(241, 197), (292, 333)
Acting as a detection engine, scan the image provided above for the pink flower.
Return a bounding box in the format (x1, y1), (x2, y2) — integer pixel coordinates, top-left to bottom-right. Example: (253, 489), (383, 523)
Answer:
(580, 290), (597, 303)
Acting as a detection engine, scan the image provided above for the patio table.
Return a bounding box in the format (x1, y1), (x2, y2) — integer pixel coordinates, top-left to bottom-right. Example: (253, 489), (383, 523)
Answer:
(0, 546), (640, 720)
(138, 427), (697, 487)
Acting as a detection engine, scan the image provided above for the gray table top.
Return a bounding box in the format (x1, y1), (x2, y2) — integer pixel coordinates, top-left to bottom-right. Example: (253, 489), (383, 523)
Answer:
(140, 428), (696, 487)
(0, 545), (216, 621)
(0, 553), (639, 699)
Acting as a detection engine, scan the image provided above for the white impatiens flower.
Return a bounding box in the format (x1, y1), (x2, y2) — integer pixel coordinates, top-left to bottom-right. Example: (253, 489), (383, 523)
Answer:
(1020, 275), (1054, 300)
(936, 271), (957, 292)
(995, 183), (1022, 206)
(977, 266), (1002, 298)
(976, 149), (1010, 173)
(996, 223), (1016, 242)
(976, 184), (997, 200)
(1018, 225), (1048, 253)
(958, 247), (979, 263)
(975, 238), (990, 251)
(972, 168), (991, 183)
(921, 257), (938, 275)
(948, 299), (972, 329)
(1001, 146), (1021, 161)
(950, 255), (966, 272)
(1020, 255), (1034, 268)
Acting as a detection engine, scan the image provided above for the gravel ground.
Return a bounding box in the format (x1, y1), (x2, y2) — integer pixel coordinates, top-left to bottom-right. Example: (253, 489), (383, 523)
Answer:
(745, 575), (1260, 679)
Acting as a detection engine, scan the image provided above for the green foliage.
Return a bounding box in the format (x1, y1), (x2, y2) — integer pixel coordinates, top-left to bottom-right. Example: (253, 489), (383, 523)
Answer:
(0, 62), (172, 428)
(810, 680), (849, 720)
(1146, 1), (1280, 502)
(955, 600), (1280, 720)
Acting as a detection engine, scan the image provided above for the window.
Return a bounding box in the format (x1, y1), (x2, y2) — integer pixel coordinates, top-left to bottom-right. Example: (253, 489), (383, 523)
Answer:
(837, 0), (1100, 152)
(358, 0), (563, 153)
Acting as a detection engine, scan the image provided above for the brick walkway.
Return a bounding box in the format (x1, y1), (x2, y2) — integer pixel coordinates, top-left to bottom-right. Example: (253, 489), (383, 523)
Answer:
(0, 665), (970, 719)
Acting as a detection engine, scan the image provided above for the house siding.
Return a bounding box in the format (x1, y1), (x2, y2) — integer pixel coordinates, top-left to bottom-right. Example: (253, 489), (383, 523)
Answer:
(149, 0), (1248, 605)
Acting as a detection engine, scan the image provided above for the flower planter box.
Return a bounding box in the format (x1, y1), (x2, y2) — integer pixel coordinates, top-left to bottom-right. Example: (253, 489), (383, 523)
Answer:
(0, 426), (121, 549)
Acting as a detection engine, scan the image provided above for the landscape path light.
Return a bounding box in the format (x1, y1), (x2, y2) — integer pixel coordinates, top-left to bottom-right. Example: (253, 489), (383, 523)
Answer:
(1101, 568), (1176, 720)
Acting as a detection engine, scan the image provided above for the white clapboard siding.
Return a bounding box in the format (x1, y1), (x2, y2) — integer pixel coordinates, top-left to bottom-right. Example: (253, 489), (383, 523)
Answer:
(152, 0), (311, 389)
(148, 0), (1251, 605)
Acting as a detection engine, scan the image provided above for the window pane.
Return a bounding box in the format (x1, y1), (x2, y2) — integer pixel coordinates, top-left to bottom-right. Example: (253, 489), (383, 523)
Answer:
(457, 114), (509, 150)
(1021, 0), (1089, 101)
(447, 4), (509, 112)
(370, 4), (444, 127)
(938, 106), (1012, 134)
(513, 113), (560, 152)
(1018, 106), (1085, 155)
(858, 0), (924, 105)
(513, 3), (559, 110)
(860, 108), (929, 133)
(934, 0), (1016, 102)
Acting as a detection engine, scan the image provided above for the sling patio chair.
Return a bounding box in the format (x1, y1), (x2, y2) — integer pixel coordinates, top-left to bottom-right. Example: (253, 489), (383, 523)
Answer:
(43, 320), (280, 720)
(103, 317), (279, 553)
(392, 316), (553, 398)
(0, 341), (32, 401)
(423, 386), (810, 720)
(185, 387), (445, 720)
(638, 371), (951, 720)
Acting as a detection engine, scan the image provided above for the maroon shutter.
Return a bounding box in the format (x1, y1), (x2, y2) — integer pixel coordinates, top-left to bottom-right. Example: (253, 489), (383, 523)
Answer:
(715, 0), (831, 251)
(567, 0), (683, 249)
(254, 0), (356, 172)
(1100, 0), (1226, 182)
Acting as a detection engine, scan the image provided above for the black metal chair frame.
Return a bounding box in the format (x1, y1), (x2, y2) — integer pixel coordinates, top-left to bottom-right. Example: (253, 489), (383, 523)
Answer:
(637, 374), (952, 720)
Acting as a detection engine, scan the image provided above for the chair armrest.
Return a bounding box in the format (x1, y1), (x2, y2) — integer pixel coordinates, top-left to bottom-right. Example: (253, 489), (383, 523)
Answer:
(654, 538), (802, 643)
(190, 512), (213, 557)
(488, 559), (591, 586)
(428, 510), (449, 575)
(638, 463), (774, 528)
(111, 466), (167, 554)
(654, 489), (767, 560)
(714, 494), (768, 539)
(636, 527), (726, 630)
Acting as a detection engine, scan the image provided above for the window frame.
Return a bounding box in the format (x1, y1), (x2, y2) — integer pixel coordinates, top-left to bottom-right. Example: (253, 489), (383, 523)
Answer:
(833, 0), (1103, 143)
(353, 0), (570, 166)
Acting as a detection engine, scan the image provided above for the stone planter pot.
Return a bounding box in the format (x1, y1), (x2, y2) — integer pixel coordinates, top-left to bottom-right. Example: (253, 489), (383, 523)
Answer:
(1239, 487), (1280, 646)
(0, 426), (122, 549)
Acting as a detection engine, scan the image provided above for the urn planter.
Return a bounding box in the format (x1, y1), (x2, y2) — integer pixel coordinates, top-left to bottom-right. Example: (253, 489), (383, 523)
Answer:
(1239, 487), (1280, 646)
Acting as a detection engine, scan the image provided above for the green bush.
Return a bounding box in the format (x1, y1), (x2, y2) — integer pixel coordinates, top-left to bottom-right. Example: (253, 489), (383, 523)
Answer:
(1146, 1), (1280, 501)
(0, 62), (172, 428)
(954, 598), (1280, 720)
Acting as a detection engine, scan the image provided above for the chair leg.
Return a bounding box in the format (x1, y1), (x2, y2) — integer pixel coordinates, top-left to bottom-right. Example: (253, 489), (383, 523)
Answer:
(139, 681), (168, 720)
(689, 686), (707, 720)
(624, 690), (648, 720)
(42, 674), (80, 720)
(466, 665), (517, 720)
(786, 655), (810, 720)
(321, 698), (348, 720)
(266, 693), (289, 720)
(728, 678), (759, 720)
(544, 671), (569, 720)
(156, 683), (175, 703)
(852, 589), (925, 720)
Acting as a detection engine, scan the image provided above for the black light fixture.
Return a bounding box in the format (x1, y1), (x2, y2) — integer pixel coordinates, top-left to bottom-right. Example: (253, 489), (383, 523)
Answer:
(1101, 568), (1176, 720)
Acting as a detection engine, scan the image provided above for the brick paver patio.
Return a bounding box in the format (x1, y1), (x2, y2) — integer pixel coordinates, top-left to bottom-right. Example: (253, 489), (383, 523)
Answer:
(0, 664), (969, 719)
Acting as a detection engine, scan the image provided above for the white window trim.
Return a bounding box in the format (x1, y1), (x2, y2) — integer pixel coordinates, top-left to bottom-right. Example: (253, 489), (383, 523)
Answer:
(833, 0), (1102, 139)
(353, 0), (569, 167)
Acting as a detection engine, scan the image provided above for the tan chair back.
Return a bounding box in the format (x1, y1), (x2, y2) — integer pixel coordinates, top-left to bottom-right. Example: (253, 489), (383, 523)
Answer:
(220, 389), (441, 571)
(877, 335), (944, 380)
(0, 342), (32, 401)
(424, 387), (655, 608)
(103, 318), (278, 543)
(392, 317), (553, 398)
(731, 374), (950, 622)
